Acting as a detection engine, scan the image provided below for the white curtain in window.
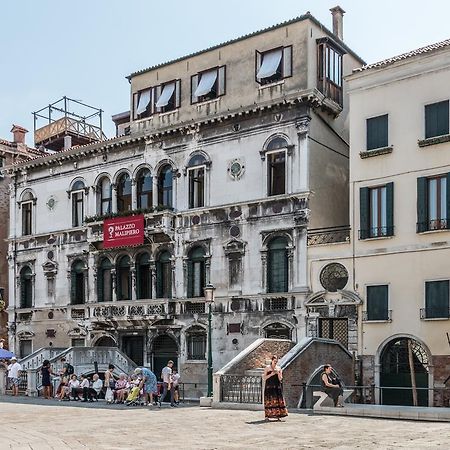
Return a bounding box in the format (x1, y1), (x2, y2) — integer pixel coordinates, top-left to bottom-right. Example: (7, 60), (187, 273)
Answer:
(156, 83), (175, 108)
(194, 70), (217, 97)
(136, 89), (151, 114)
(257, 49), (282, 79)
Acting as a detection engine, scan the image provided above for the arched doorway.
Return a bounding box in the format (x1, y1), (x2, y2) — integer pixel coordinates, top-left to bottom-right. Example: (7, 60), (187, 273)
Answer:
(264, 322), (291, 339)
(380, 337), (429, 406)
(151, 334), (178, 380)
(95, 336), (117, 347)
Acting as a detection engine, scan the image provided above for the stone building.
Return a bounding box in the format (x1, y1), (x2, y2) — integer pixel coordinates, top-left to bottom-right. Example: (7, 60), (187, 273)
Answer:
(0, 126), (42, 345)
(6, 8), (364, 385)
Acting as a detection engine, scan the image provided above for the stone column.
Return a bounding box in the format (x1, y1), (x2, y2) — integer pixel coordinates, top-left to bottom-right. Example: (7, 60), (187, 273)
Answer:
(152, 177), (158, 208)
(295, 116), (311, 192)
(150, 263), (156, 299)
(111, 183), (118, 213)
(131, 178), (138, 210)
(111, 268), (117, 302)
(130, 267), (137, 301)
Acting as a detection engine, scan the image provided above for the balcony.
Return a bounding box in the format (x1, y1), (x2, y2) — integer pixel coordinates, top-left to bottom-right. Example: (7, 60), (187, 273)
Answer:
(362, 310), (392, 322)
(89, 300), (168, 321)
(359, 226), (394, 240)
(420, 307), (450, 320)
(417, 219), (448, 233)
(264, 296), (290, 311)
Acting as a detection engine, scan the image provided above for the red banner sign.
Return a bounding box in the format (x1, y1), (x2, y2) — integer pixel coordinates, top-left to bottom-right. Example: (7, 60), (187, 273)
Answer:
(103, 215), (145, 249)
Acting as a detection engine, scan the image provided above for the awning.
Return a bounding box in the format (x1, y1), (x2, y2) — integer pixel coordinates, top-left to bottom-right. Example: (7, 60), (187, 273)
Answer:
(194, 70), (217, 97)
(256, 49), (282, 79)
(136, 89), (151, 114)
(155, 83), (175, 108)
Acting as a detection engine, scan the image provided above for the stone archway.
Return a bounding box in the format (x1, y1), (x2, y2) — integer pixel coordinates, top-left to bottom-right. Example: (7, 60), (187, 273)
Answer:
(264, 322), (291, 339)
(379, 336), (430, 406)
(151, 334), (178, 380)
(94, 336), (117, 347)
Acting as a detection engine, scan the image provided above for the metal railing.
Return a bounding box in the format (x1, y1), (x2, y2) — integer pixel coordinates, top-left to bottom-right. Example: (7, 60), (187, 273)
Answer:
(220, 375), (262, 404)
(420, 307), (450, 320)
(178, 382), (208, 401)
(417, 219), (448, 233)
(362, 310), (392, 322)
(359, 226), (394, 240)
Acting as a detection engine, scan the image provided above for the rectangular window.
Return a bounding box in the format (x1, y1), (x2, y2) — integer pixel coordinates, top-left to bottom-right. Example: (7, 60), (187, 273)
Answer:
(155, 80), (181, 113)
(22, 201), (32, 236)
(133, 88), (152, 120)
(72, 191), (84, 227)
(267, 151), (286, 196)
(367, 114), (388, 150)
(71, 338), (85, 347)
(191, 66), (226, 103)
(19, 339), (32, 358)
(425, 100), (449, 139)
(366, 285), (389, 320)
(317, 41), (343, 105)
(187, 334), (206, 360)
(360, 183), (394, 239)
(256, 46), (292, 85)
(188, 167), (205, 208)
(417, 174), (449, 232)
(228, 254), (242, 289)
(370, 186), (387, 237)
(425, 280), (449, 318)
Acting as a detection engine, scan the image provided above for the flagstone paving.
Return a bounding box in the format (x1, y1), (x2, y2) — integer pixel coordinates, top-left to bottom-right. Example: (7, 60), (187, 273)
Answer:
(0, 398), (448, 449)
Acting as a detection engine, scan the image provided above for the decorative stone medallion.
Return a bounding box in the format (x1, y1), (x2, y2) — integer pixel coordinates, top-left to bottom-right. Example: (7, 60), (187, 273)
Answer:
(319, 263), (349, 292)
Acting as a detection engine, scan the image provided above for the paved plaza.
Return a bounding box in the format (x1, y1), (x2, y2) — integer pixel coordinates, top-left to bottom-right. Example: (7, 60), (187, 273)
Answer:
(0, 399), (449, 449)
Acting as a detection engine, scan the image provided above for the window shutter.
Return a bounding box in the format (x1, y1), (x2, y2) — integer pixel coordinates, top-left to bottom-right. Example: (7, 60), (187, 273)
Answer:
(217, 66), (226, 96)
(283, 46), (292, 77)
(191, 75), (198, 104)
(70, 270), (77, 304)
(175, 79), (181, 108)
(255, 50), (262, 84)
(268, 249), (288, 293)
(97, 269), (104, 302)
(417, 177), (428, 233)
(359, 187), (370, 239)
(386, 182), (394, 236)
(187, 260), (193, 298)
(437, 101), (449, 136)
(447, 172), (450, 229)
(155, 85), (162, 113)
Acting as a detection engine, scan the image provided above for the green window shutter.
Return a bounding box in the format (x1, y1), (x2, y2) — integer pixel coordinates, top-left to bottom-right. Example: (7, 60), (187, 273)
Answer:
(425, 281), (449, 318)
(426, 101), (449, 138)
(268, 249), (288, 293)
(417, 177), (428, 232)
(386, 182), (394, 236)
(446, 172), (450, 229)
(367, 285), (388, 320)
(367, 115), (388, 150)
(359, 187), (370, 239)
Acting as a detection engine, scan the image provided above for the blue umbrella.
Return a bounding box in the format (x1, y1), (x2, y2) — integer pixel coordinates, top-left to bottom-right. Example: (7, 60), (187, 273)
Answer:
(0, 349), (15, 359)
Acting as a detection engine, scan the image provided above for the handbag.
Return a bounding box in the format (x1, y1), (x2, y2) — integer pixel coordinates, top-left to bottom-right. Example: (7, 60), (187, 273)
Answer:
(105, 387), (114, 403)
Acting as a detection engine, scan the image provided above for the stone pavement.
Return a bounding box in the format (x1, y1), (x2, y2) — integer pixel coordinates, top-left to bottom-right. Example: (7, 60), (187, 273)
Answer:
(0, 397), (449, 449)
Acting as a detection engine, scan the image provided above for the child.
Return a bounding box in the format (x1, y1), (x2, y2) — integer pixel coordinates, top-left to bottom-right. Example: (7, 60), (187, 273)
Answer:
(171, 369), (181, 405)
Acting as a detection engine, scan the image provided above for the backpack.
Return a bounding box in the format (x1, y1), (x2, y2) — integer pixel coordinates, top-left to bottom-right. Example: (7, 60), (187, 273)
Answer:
(66, 363), (74, 375)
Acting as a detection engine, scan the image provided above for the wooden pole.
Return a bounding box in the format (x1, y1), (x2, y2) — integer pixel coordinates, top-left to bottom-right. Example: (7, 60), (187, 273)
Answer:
(407, 339), (418, 406)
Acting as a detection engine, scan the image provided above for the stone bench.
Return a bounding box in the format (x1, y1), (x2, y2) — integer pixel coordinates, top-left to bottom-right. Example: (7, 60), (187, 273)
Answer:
(313, 389), (353, 410)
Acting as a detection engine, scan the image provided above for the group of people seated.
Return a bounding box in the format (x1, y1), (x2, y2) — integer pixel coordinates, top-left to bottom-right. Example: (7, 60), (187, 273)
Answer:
(49, 360), (181, 407)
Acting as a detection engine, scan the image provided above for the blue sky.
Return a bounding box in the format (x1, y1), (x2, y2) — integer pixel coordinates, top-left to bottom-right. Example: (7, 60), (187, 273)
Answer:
(1, 0), (449, 141)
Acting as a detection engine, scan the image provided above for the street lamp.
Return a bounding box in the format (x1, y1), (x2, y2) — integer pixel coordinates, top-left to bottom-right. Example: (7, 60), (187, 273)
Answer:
(204, 283), (216, 397)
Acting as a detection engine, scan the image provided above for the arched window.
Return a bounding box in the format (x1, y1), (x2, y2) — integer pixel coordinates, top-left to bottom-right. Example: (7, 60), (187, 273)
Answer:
(266, 136), (288, 151)
(97, 177), (112, 215)
(186, 326), (206, 360)
(70, 260), (85, 305)
(71, 180), (85, 227)
(20, 266), (33, 308)
(264, 322), (291, 339)
(136, 253), (151, 299)
(156, 251), (172, 298)
(266, 136), (288, 197)
(117, 173), (132, 212)
(97, 258), (112, 302)
(158, 165), (173, 208)
(187, 246), (206, 298)
(116, 255), (131, 300)
(21, 191), (35, 236)
(136, 168), (153, 209)
(188, 155), (206, 209)
(267, 237), (288, 293)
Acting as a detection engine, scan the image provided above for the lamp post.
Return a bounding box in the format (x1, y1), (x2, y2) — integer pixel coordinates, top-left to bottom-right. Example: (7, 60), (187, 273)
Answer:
(204, 283), (216, 397)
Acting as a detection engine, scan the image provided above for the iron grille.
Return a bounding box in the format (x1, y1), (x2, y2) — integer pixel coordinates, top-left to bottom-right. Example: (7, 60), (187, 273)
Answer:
(220, 375), (262, 403)
(362, 310), (392, 322)
(307, 226), (350, 246)
(319, 318), (348, 348)
(185, 302), (206, 314)
(264, 297), (288, 311)
(417, 219), (448, 232)
(420, 307), (450, 319)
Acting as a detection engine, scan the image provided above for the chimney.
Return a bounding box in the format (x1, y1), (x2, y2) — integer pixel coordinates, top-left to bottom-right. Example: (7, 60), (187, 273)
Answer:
(330, 6), (345, 40)
(11, 124), (28, 145)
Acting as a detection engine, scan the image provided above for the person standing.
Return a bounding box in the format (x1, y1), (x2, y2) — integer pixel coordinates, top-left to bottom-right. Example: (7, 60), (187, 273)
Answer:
(7, 356), (22, 396)
(41, 359), (53, 399)
(321, 364), (344, 407)
(263, 355), (288, 421)
(134, 367), (158, 406)
(171, 368), (181, 405)
(160, 360), (175, 407)
(104, 364), (115, 404)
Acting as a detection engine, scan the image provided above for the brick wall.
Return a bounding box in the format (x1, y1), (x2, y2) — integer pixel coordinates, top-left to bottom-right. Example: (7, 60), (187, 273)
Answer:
(432, 355), (450, 407)
(231, 340), (295, 375)
(282, 341), (353, 408)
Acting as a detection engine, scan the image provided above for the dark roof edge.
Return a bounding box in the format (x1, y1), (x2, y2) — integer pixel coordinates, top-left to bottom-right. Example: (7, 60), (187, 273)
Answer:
(126, 13), (365, 80)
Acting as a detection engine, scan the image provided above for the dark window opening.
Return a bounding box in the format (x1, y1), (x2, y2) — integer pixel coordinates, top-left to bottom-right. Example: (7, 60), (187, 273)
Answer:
(97, 258), (112, 303)
(71, 261), (85, 305)
(366, 285), (389, 320)
(186, 326), (206, 360)
(268, 151), (286, 196)
(22, 201), (32, 236)
(158, 165), (173, 208)
(425, 280), (449, 319)
(188, 167), (205, 208)
(187, 247), (206, 298)
(137, 169), (153, 209)
(117, 256), (131, 301)
(136, 253), (151, 300)
(425, 100), (449, 139)
(72, 191), (84, 227)
(267, 237), (288, 293)
(98, 177), (112, 215)
(317, 42), (343, 105)
(367, 114), (389, 150)
(20, 266), (33, 308)
(117, 173), (132, 212)
(156, 251), (172, 298)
